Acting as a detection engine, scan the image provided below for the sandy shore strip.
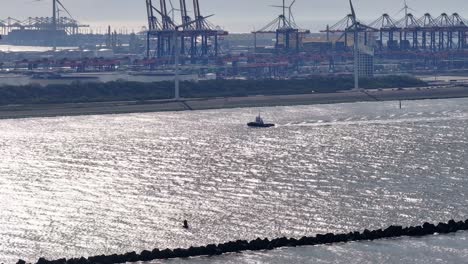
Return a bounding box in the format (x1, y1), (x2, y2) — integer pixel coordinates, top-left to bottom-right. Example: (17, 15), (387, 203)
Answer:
(0, 86), (467, 120)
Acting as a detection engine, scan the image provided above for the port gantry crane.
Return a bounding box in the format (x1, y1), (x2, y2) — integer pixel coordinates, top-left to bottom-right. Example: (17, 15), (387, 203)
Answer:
(145, 0), (228, 64)
(253, 0), (310, 53)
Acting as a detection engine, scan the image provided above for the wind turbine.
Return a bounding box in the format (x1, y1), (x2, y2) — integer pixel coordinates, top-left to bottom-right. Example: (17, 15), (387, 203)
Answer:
(167, 0), (182, 23)
(396, 0), (416, 27)
(345, 0), (360, 90)
(343, 0), (375, 90)
(270, 0), (297, 27)
(340, 0), (378, 90)
(35, 0), (74, 50)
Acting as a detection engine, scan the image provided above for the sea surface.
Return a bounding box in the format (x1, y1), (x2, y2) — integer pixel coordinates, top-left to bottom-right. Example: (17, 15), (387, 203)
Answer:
(0, 98), (467, 263)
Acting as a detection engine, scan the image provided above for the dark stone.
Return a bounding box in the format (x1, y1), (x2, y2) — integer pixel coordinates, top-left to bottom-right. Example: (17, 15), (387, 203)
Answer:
(348, 231), (361, 241)
(219, 241), (242, 253)
(173, 248), (190, 258)
(422, 222), (437, 235)
(447, 220), (458, 232)
(462, 221), (468, 230)
(271, 237), (289, 248)
(205, 244), (220, 255)
(107, 254), (125, 264)
(87, 255), (108, 264)
(316, 234), (326, 244)
(384, 226), (403, 238)
(286, 238), (298, 247)
(65, 258), (77, 264)
(186, 246), (203, 257)
(248, 238), (267, 250)
(77, 257), (88, 264)
(372, 229), (384, 239)
(151, 249), (161, 259)
(333, 233), (349, 243)
(159, 249), (174, 259)
(122, 251), (138, 262)
(361, 229), (373, 240)
(436, 222), (450, 233)
(410, 226), (425, 236)
(325, 233), (337, 243)
(17, 260), (26, 264)
(297, 236), (309, 246)
(139, 250), (153, 261)
(37, 258), (49, 264)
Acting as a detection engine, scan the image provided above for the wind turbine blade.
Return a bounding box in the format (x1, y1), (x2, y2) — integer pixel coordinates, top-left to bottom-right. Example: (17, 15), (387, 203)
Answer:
(289, 0), (297, 8)
(56, 0), (74, 19)
(349, 0), (357, 23)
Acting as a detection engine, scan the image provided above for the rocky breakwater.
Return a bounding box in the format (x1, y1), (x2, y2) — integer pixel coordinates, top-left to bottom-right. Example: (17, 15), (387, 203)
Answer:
(17, 219), (468, 264)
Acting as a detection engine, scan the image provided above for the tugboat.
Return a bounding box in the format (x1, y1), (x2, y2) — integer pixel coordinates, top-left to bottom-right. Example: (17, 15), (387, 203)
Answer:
(247, 114), (275, 128)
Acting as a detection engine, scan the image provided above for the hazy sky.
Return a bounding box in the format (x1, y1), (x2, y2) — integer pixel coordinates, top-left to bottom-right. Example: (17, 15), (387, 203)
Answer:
(1, 0), (467, 32)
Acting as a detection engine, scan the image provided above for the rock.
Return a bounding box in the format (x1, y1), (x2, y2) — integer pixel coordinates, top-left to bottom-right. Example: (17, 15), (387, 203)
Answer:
(271, 237), (289, 248)
(447, 220), (458, 232)
(333, 233), (349, 243)
(218, 241), (241, 253)
(286, 238), (298, 247)
(383, 226), (403, 238)
(173, 248), (189, 258)
(35, 219), (468, 263)
(324, 233), (337, 243)
(186, 246), (203, 257)
(37, 258), (49, 264)
(77, 257), (88, 264)
(248, 238), (267, 250)
(422, 222), (437, 234)
(205, 244), (219, 255)
(151, 249), (161, 259)
(462, 221), (468, 230)
(87, 255), (106, 264)
(139, 250), (153, 261)
(436, 222), (450, 233)
(17, 260), (26, 264)
(159, 249), (174, 259)
(361, 229), (372, 240)
(123, 251), (138, 262)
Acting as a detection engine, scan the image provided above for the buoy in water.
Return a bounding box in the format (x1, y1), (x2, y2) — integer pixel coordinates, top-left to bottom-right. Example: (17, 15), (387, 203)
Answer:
(183, 220), (189, 229)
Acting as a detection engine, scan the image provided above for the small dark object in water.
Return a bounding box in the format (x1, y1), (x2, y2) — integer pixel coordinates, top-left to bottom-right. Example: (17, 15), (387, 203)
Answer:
(247, 122), (275, 128)
(183, 220), (189, 229)
(247, 114), (275, 128)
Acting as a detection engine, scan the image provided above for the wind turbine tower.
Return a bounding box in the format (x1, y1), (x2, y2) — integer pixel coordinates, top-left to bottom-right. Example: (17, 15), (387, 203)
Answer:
(346, 0), (375, 89)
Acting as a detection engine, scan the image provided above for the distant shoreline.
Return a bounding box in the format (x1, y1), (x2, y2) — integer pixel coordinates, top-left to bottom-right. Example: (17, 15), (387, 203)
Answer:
(0, 86), (467, 120)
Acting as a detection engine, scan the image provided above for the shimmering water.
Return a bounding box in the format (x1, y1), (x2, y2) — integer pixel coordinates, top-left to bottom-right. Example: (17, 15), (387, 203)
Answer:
(1, 98), (467, 263)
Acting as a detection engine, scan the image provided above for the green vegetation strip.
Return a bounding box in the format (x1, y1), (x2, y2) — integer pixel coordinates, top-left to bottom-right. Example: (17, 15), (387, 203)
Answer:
(0, 76), (426, 105)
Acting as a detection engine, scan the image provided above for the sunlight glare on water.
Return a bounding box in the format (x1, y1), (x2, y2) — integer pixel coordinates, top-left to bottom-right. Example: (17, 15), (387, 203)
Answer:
(0, 98), (467, 263)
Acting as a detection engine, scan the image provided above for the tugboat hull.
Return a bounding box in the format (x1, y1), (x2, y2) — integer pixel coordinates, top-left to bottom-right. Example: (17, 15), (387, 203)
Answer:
(247, 122), (275, 128)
